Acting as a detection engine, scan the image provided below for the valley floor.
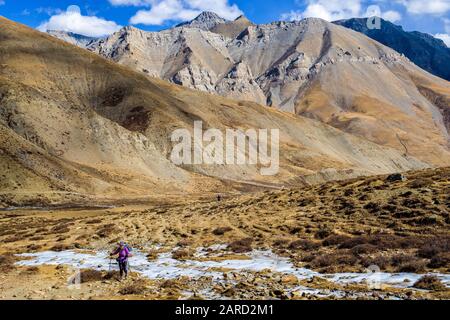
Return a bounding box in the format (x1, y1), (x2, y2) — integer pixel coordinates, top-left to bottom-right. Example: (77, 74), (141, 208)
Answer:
(0, 167), (449, 300)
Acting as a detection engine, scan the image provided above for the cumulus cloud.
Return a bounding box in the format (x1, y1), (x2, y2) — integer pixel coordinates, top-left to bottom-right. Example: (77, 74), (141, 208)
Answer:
(435, 33), (450, 46)
(396, 0), (450, 15)
(280, 11), (303, 21)
(365, 5), (402, 22)
(435, 18), (450, 47)
(280, 1), (401, 23)
(108, 0), (150, 6)
(37, 5), (122, 37)
(109, 0), (243, 25)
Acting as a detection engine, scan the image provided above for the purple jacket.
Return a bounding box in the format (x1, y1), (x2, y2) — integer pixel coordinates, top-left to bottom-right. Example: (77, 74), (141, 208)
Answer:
(113, 246), (130, 262)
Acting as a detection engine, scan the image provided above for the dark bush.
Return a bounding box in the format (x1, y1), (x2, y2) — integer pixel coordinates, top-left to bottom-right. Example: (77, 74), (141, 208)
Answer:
(351, 244), (377, 255)
(119, 280), (148, 295)
(418, 237), (450, 258)
(428, 252), (450, 269)
(407, 178), (433, 189)
(397, 260), (427, 273)
(413, 275), (446, 291)
(363, 202), (381, 213)
(411, 215), (440, 226)
(228, 238), (253, 253)
(273, 239), (290, 248)
(0, 254), (16, 273)
(288, 239), (320, 251)
(79, 269), (104, 283)
(338, 236), (368, 249)
(212, 227), (232, 236)
(85, 219), (102, 224)
(315, 228), (332, 239)
(311, 253), (357, 268)
(361, 255), (390, 269)
(50, 244), (72, 252)
(172, 250), (190, 260)
(391, 254), (419, 267)
(322, 234), (351, 246)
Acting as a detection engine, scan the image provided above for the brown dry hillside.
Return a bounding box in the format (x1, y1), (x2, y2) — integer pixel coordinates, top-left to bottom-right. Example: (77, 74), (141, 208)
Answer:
(75, 16), (450, 166)
(0, 16), (431, 206)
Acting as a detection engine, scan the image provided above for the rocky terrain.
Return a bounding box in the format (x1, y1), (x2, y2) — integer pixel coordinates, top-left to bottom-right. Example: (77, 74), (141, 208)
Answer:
(334, 18), (450, 81)
(0, 167), (448, 300)
(46, 30), (97, 47)
(0, 14), (448, 300)
(49, 12), (450, 167)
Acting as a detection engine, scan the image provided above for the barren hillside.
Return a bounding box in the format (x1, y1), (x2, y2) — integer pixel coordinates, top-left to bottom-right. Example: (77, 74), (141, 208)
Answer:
(0, 16), (429, 205)
(63, 14), (450, 166)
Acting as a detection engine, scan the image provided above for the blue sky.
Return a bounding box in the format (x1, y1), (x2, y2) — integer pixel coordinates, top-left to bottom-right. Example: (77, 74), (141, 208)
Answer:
(0, 1), (449, 45)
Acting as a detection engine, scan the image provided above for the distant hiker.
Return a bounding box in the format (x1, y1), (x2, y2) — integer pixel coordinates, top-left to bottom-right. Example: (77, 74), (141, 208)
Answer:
(110, 241), (132, 279)
(217, 194), (222, 202)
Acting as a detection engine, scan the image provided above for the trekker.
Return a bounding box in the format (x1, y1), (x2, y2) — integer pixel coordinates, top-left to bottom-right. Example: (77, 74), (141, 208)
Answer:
(110, 241), (132, 279)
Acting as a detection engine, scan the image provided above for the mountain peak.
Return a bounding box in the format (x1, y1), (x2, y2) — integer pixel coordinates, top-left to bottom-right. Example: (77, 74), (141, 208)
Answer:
(194, 11), (225, 21)
(46, 30), (97, 46)
(234, 15), (249, 22)
(334, 17), (450, 80)
(176, 11), (228, 30)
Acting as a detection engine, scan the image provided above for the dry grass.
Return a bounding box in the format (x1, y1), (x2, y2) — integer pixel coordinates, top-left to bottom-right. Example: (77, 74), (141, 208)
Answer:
(413, 275), (447, 291)
(119, 280), (148, 295)
(228, 238), (253, 253)
(212, 227), (233, 236)
(79, 269), (104, 283)
(0, 253), (16, 273)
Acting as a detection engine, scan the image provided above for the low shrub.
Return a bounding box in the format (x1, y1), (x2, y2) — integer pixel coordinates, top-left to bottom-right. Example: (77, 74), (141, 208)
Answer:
(322, 234), (351, 246)
(228, 238), (253, 253)
(428, 252), (450, 269)
(0, 254), (16, 273)
(351, 244), (377, 255)
(310, 253), (357, 268)
(417, 237), (450, 259)
(212, 227), (232, 236)
(119, 280), (148, 295)
(273, 239), (290, 248)
(288, 239), (320, 251)
(413, 275), (446, 291)
(172, 250), (190, 260)
(79, 269), (104, 283)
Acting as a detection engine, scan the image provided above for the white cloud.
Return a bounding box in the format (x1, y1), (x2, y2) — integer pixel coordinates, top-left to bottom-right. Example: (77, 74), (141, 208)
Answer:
(291, 0), (362, 21)
(365, 5), (402, 22)
(130, 0), (198, 25)
(380, 10), (402, 23)
(0, 1), (5, 6)
(37, 5), (122, 37)
(280, 10), (303, 21)
(110, 0), (243, 25)
(36, 7), (63, 16)
(442, 18), (450, 33)
(280, 1), (401, 23)
(435, 18), (450, 47)
(108, 0), (150, 6)
(396, 0), (450, 15)
(435, 33), (450, 46)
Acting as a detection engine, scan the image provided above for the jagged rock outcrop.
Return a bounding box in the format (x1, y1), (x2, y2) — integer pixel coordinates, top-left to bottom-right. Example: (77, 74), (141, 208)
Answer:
(334, 17), (450, 81)
(176, 11), (227, 30)
(47, 30), (97, 47)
